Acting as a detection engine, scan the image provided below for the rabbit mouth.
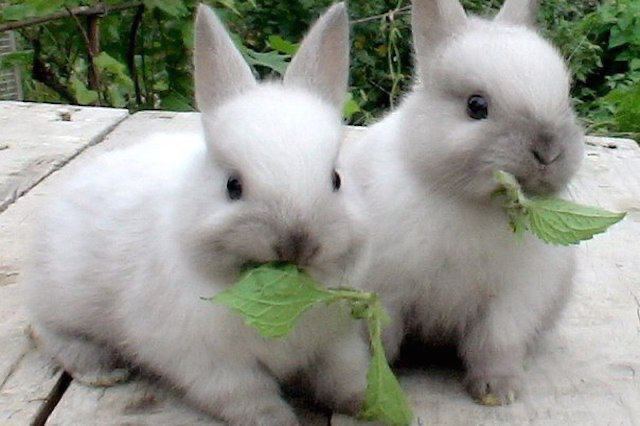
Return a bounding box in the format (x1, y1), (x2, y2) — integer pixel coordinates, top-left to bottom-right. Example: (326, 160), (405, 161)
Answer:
(515, 174), (559, 196)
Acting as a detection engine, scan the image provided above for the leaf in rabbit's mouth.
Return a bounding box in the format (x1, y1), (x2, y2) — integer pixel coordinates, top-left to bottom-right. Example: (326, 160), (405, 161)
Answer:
(494, 170), (626, 245)
(206, 262), (413, 425)
(497, 170), (556, 198)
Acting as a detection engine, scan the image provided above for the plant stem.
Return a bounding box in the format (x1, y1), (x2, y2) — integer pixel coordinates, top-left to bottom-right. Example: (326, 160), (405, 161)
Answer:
(327, 288), (377, 303)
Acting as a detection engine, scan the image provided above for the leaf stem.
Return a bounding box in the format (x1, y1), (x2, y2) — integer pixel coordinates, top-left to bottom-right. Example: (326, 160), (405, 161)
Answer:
(327, 288), (377, 303)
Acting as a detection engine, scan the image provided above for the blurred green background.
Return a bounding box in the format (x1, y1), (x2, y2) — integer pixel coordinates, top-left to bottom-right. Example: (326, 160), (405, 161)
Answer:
(0, 0), (638, 139)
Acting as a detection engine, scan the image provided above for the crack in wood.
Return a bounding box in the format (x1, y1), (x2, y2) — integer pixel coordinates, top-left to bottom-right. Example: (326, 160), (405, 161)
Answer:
(30, 372), (72, 426)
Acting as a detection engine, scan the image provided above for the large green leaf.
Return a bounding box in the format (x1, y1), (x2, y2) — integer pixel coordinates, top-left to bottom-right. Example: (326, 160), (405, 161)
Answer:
(343, 92), (361, 120)
(243, 49), (290, 75)
(359, 302), (413, 426)
(527, 197), (626, 245)
(94, 52), (134, 89)
(268, 35), (299, 55)
(494, 171), (626, 246)
(69, 76), (98, 105)
(211, 263), (335, 338)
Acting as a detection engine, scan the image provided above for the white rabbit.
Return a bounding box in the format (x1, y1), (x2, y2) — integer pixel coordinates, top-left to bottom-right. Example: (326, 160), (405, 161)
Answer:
(341, 0), (584, 405)
(24, 4), (370, 424)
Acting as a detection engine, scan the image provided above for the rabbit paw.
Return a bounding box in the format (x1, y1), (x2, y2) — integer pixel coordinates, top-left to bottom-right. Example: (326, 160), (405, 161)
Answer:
(74, 368), (131, 387)
(465, 373), (520, 406)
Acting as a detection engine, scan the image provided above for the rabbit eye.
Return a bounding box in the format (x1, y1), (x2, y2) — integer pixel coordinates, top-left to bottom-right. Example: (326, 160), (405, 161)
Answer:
(226, 176), (242, 200)
(332, 170), (341, 192)
(467, 95), (488, 120)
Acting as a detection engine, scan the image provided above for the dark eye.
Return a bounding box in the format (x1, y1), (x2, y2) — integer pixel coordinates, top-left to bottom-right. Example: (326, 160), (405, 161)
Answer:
(467, 95), (488, 120)
(226, 176), (242, 200)
(332, 170), (341, 192)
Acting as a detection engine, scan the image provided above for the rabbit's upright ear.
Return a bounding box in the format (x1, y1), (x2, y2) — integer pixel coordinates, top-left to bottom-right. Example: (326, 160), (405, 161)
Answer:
(194, 4), (256, 114)
(283, 2), (350, 111)
(495, 0), (540, 28)
(411, 0), (467, 64)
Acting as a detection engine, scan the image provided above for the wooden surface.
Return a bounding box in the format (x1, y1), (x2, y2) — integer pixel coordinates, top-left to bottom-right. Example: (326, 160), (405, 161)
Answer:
(0, 101), (639, 425)
(0, 102), (127, 213)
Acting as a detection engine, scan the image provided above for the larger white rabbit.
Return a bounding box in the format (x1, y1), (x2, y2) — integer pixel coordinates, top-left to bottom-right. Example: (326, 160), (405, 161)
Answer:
(342, 0), (584, 404)
(24, 3), (370, 424)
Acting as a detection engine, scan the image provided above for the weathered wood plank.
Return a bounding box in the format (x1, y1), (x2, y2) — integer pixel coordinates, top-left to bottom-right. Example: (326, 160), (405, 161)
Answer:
(0, 101), (128, 213)
(333, 136), (640, 425)
(47, 377), (216, 425)
(0, 346), (66, 424)
(0, 103), (128, 423)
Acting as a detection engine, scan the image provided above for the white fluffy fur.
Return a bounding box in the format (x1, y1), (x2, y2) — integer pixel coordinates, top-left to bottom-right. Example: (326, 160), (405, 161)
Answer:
(342, 0), (584, 404)
(24, 4), (370, 425)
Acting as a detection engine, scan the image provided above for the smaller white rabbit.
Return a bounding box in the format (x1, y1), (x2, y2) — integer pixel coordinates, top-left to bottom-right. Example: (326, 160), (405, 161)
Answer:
(342, 0), (584, 405)
(24, 4), (370, 425)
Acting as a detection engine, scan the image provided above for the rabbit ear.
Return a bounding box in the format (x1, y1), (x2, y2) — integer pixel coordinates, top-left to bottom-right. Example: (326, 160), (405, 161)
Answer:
(411, 0), (467, 62)
(495, 0), (540, 28)
(283, 2), (350, 111)
(194, 4), (256, 114)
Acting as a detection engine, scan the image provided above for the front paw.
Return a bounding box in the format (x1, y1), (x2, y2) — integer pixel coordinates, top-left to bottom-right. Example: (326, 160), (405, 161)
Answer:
(465, 373), (521, 406)
(74, 368), (131, 387)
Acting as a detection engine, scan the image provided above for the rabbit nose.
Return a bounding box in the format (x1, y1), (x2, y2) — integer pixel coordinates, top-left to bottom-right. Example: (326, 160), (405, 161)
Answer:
(531, 133), (562, 166)
(274, 231), (320, 265)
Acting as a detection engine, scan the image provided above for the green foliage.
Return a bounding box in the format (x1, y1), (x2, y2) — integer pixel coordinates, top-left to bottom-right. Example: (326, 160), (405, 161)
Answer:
(494, 171), (626, 245)
(0, 0), (638, 137)
(69, 75), (98, 104)
(209, 262), (413, 425)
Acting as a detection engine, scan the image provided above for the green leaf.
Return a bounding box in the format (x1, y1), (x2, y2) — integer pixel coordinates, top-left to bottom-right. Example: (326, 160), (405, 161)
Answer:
(244, 49), (290, 75)
(268, 35), (299, 55)
(609, 26), (629, 48)
(180, 21), (194, 49)
(229, 33), (290, 75)
(69, 76), (98, 105)
(359, 301), (412, 426)
(343, 92), (361, 120)
(526, 197), (626, 246)
(94, 52), (134, 89)
(494, 171), (626, 246)
(211, 263), (335, 338)
(106, 83), (127, 108)
(606, 83), (640, 134)
(94, 52), (126, 75)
